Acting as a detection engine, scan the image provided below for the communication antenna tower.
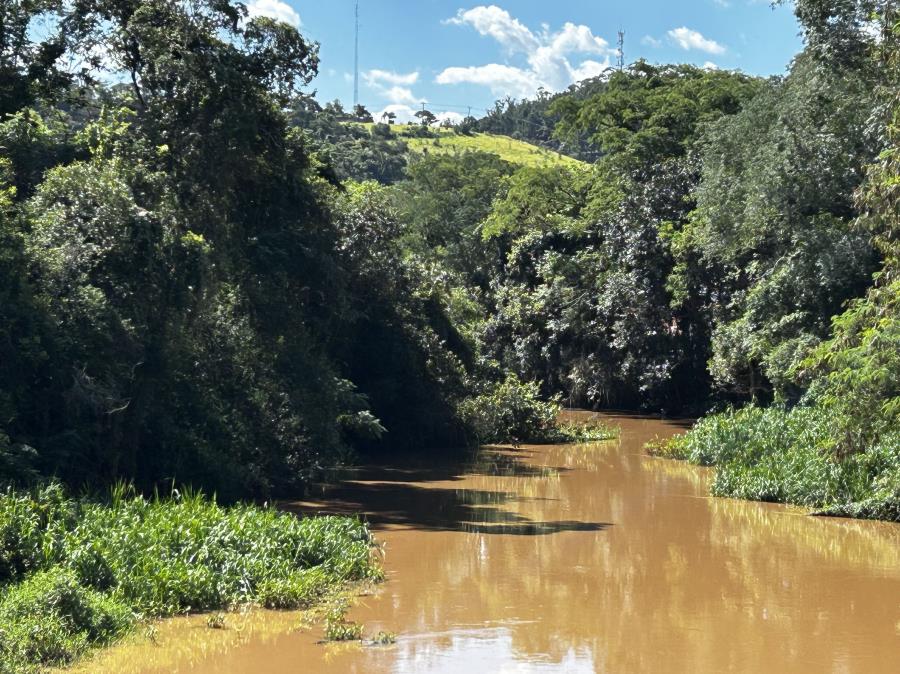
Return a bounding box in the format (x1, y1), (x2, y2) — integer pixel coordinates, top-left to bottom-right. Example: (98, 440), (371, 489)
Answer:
(617, 29), (625, 71)
(353, 1), (360, 107)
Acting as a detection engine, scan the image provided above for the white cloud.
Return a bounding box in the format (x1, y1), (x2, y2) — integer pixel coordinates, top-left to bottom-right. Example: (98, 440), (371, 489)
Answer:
(668, 27), (726, 54)
(437, 64), (541, 98)
(547, 22), (609, 55)
(446, 5), (539, 54)
(435, 111), (465, 125)
(363, 69), (424, 106)
(438, 6), (613, 98)
(703, 61), (720, 69)
(570, 59), (608, 82)
(374, 104), (419, 124)
(363, 69), (420, 87)
(384, 86), (421, 105)
(374, 105), (463, 127)
(246, 0), (301, 28)
(713, 0), (731, 7)
(641, 35), (663, 48)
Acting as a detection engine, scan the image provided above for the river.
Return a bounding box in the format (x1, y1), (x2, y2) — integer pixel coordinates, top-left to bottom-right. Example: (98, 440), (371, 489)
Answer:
(73, 413), (900, 673)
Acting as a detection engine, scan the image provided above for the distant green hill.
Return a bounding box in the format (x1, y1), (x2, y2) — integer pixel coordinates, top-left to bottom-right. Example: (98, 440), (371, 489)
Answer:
(355, 123), (584, 168)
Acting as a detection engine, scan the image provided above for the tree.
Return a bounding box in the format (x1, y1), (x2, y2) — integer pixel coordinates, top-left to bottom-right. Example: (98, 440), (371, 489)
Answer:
(324, 99), (347, 118)
(551, 61), (763, 172)
(779, 0), (886, 69)
(394, 151), (514, 290)
(0, 0), (363, 494)
(414, 108), (437, 127)
(457, 115), (478, 135)
(0, 0), (72, 116)
(479, 64), (763, 410)
(353, 103), (373, 122)
(679, 54), (880, 399)
(797, 8), (900, 457)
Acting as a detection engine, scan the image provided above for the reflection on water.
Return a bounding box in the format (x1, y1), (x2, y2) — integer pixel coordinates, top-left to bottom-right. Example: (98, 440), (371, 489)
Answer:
(74, 414), (900, 674)
(66, 609), (305, 674)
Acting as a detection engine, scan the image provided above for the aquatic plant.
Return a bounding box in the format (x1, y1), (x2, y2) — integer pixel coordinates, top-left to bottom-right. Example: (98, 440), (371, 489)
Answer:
(324, 619), (364, 641)
(0, 568), (132, 672)
(322, 599), (364, 641)
(649, 406), (900, 520)
(0, 486), (380, 672)
(370, 630), (397, 645)
(555, 420), (618, 443)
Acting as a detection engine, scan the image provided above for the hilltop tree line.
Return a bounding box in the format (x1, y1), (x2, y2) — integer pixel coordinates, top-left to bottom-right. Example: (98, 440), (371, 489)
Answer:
(1, 0), (897, 517)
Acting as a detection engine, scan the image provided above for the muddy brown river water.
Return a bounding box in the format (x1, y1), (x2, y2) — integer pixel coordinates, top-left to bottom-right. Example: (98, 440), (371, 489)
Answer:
(75, 414), (900, 673)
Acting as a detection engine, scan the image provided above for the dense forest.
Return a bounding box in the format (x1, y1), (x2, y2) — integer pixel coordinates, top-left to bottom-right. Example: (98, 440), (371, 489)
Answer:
(1, 1), (898, 508)
(0, 0), (898, 670)
(0, 0), (897, 496)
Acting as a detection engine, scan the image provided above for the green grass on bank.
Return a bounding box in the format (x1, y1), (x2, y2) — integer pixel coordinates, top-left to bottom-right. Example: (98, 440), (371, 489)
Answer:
(0, 485), (380, 673)
(647, 406), (900, 521)
(355, 123), (583, 168)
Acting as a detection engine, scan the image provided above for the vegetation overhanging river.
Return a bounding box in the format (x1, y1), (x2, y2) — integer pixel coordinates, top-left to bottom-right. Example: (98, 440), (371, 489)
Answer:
(71, 413), (900, 673)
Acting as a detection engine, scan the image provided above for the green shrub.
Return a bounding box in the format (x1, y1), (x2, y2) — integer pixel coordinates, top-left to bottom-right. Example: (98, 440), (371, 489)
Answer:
(458, 374), (561, 444)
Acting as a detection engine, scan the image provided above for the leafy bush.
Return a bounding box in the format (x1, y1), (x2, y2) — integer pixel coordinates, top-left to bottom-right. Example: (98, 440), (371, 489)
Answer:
(458, 374), (561, 444)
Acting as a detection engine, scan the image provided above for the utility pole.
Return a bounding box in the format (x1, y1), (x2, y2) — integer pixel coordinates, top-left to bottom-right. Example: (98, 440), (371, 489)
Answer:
(353, 0), (359, 107)
(617, 29), (625, 71)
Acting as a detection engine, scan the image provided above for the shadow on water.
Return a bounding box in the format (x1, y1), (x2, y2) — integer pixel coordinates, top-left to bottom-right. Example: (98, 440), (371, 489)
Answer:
(286, 447), (609, 536)
(332, 447), (570, 484)
(461, 520), (611, 535)
(560, 409), (695, 431)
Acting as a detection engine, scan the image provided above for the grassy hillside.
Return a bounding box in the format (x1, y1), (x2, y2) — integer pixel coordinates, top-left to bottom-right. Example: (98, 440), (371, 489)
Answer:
(356, 123), (584, 168)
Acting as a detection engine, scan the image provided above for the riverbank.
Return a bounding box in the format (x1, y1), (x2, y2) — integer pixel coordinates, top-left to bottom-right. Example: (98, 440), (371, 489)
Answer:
(0, 485), (380, 673)
(647, 405), (900, 522)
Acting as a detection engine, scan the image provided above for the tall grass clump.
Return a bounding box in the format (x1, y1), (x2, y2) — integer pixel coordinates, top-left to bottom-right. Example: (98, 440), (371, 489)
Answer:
(0, 486), (380, 672)
(649, 406), (900, 520)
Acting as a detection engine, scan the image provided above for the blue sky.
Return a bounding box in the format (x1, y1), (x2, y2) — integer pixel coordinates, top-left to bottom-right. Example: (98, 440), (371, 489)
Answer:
(247, 1), (803, 123)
